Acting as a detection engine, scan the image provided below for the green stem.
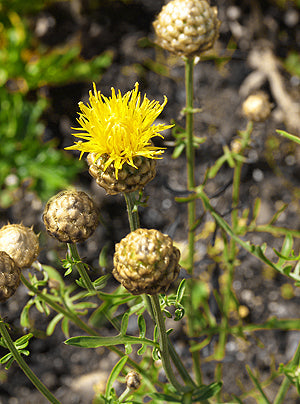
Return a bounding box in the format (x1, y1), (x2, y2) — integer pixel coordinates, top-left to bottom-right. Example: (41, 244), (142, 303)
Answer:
(215, 232), (234, 360)
(68, 243), (94, 292)
(143, 295), (196, 388)
(150, 294), (185, 393)
(216, 125), (251, 359)
(118, 386), (132, 403)
(68, 243), (121, 331)
(185, 56), (196, 275)
(21, 274), (97, 336)
(124, 192), (140, 232)
(0, 319), (61, 404)
(20, 274), (155, 390)
(184, 56), (204, 386)
(125, 191), (195, 389)
(273, 340), (300, 404)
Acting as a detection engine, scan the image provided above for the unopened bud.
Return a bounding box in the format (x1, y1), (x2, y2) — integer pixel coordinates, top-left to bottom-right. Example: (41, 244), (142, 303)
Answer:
(242, 92), (271, 122)
(0, 224), (39, 269)
(126, 371), (141, 390)
(0, 251), (21, 303)
(43, 190), (99, 243)
(113, 229), (180, 295)
(153, 0), (220, 57)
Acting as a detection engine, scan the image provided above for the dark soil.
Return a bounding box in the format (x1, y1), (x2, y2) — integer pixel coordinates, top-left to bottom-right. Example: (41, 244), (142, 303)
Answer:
(0, 0), (300, 403)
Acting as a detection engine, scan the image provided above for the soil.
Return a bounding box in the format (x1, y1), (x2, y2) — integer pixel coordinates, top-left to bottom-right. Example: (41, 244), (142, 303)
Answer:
(0, 0), (300, 403)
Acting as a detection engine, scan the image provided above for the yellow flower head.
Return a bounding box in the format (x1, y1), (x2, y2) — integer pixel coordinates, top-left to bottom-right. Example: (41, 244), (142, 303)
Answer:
(65, 83), (173, 178)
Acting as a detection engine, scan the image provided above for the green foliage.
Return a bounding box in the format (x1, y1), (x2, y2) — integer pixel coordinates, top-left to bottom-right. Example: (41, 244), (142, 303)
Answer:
(0, 332), (33, 369)
(0, 2), (113, 206)
(283, 52), (300, 77)
(0, 9), (113, 90)
(0, 87), (83, 206)
(1, 2), (299, 401)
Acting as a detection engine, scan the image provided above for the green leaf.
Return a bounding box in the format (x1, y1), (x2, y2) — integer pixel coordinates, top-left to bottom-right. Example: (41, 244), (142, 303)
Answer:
(269, 202), (288, 225)
(0, 352), (13, 365)
(15, 333), (33, 347)
(41, 264), (64, 286)
(61, 317), (70, 338)
(46, 313), (64, 336)
(120, 312), (129, 336)
(20, 302), (33, 329)
(176, 279), (186, 304)
(149, 393), (181, 402)
(64, 335), (159, 349)
(246, 366), (271, 404)
(276, 129), (300, 145)
(192, 382), (222, 400)
(231, 394), (244, 403)
(99, 244), (110, 269)
(172, 142), (185, 159)
(105, 356), (128, 398)
(125, 343), (133, 355)
(208, 154), (228, 179)
(93, 275), (111, 290)
(137, 314), (146, 338)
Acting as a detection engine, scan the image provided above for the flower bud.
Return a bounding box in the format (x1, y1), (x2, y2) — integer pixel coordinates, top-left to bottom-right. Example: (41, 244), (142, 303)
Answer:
(242, 92), (272, 122)
(0, 251), (21, 303)
(126, 371), (141, 390)
(43, 190), (99, 243)
(87, 153), (156, 195)
(0, 224), (39, 269)
(113, 229), (180, 295)
(153, 0), (220, 57)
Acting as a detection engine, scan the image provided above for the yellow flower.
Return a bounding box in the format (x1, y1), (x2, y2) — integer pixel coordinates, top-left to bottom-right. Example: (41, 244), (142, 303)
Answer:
(65, 82), (173, 178)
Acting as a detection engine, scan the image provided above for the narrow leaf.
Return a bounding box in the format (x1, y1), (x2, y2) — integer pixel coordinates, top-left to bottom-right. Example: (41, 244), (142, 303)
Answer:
(42, 264), (64, 286)
(46, 313), (64, 336)
(276, 130), (300, 145)
(137, 314), (146, 338)
(61, 317), (70, 338)
(120, 312), (129, 336)
(125, 343), (133, 355)
(192, 382), (222, 400)
(105, 356), (128, 398)
(176, 279), (186, 304)
(246, 366), (271, 404)
(64, 335), (159, 348)
(150, 393), (181, 402)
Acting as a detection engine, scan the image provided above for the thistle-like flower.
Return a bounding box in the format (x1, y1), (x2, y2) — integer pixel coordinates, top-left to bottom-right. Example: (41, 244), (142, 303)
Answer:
(242, 92), (272, 122)
(43, 190), (99, 243)
(65, 83), (172, 193)
(0, 251), (21, 303)
(113, 228), (180, 295)
(0, 224), (39, 269)
(153, 0), (220, 57)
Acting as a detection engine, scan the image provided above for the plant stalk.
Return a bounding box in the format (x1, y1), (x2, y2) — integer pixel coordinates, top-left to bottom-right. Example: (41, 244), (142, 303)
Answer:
(0, 318), (61, 404)
(150, 294), (185, 393)
(185, 56), (196, 275)
(273, 340), (300, 404)
(68, 242), (94, 292)
(20, 274), (154, 389)
(143, 295), (196, 388)
(184, 56), (204, 386)
(124, 192), (140, 232)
